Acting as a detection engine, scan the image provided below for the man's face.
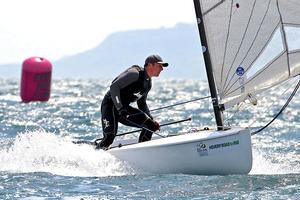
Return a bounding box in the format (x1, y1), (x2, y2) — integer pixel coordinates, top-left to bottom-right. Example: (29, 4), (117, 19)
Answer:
(151, 63), (163, 77)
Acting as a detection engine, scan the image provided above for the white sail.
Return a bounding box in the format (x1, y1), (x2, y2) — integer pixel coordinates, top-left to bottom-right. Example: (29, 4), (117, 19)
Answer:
(198, 0), (300, 107)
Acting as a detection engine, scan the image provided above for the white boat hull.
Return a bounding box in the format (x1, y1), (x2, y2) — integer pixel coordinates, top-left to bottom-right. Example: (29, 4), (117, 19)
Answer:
(108, 128), (252, 175)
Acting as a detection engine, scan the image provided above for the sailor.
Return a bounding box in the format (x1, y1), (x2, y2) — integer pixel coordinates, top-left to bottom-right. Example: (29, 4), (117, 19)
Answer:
(97, 54), (169, 149)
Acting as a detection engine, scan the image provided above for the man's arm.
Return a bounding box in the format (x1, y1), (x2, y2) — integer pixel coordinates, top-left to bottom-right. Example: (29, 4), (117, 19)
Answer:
(137, 93), (153, 119)
(110, 68), (139, 110)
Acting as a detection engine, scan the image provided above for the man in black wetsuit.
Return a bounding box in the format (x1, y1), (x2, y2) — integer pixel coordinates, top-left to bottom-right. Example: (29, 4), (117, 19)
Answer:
(97, 54), (169, 149)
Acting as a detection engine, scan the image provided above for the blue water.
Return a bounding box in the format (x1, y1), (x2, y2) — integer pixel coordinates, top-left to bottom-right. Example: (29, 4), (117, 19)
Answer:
(0, 78), (299, 199)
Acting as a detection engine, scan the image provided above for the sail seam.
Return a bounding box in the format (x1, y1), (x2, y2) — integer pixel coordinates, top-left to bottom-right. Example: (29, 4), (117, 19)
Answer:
(283, 23), (300, 27)
(222, 0), (258, 93)
(222, 0), (272, 94)
(223, 23), (281, 96)
(236, 0), (272, 71)
(219, 0), (234, 97)
(288, 49), (300, 55)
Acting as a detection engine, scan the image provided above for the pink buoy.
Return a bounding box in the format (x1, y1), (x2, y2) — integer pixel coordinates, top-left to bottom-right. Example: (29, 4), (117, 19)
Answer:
(20, 57), (52, 103)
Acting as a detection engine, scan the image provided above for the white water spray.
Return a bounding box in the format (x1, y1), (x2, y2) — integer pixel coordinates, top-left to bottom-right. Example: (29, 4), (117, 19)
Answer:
(0, 130), (134, 177)
(250, 148), (300, 175)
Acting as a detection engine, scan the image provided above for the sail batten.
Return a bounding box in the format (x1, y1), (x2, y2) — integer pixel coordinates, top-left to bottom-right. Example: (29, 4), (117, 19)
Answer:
(197, 0), (300, 108)
(202, 0), (226, 16)
(277, 0), (291, 78)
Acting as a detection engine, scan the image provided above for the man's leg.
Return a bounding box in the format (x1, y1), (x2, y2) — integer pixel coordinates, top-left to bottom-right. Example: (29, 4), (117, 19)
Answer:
(119, 106), (157, 142)
(138, 118), (158, 142)
(98, 99), (119, 149)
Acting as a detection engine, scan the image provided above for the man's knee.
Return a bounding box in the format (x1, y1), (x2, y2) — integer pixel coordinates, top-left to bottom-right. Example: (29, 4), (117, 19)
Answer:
(138, 119), (159, 142)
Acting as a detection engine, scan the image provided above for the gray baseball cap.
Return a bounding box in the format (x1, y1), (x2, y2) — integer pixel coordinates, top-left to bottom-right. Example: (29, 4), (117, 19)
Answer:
(144, 55), (168, 67)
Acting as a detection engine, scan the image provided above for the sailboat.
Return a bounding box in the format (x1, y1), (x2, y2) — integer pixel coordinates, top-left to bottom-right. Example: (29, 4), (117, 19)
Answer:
(79, 0), (300, 175)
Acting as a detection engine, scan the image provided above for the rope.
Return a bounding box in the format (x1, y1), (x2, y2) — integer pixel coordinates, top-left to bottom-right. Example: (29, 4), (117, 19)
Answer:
(150, 96), (210, 112)
(225, 78), (295, 127)
(251, 78), (300, 136)
(247, 78), (298, 128)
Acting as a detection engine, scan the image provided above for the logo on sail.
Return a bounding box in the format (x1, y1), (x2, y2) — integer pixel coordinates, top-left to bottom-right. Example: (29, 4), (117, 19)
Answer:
(236, 66), (245, 76)
(236, 66), (245, 93)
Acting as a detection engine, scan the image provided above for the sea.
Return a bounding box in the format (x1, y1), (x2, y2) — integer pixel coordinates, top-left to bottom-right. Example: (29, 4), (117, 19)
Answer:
(0, 78), (299, 199)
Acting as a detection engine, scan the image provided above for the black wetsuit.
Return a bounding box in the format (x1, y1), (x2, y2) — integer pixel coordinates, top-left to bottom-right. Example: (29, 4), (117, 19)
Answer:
(99, 65), (157, 148)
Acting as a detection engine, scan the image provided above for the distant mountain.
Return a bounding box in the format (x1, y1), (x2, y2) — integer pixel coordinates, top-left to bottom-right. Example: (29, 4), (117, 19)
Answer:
(0, 23), (206, 80)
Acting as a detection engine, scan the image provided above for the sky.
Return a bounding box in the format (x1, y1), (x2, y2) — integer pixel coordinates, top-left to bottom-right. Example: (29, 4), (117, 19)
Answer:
(0, 0), (196, 64)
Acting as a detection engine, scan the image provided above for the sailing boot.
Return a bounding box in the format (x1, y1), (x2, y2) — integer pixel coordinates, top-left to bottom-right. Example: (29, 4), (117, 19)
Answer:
(95, 132), (115, 150)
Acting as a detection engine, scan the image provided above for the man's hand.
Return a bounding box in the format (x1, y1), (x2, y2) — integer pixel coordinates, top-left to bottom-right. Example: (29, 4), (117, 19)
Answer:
(153, 120), (160, 131)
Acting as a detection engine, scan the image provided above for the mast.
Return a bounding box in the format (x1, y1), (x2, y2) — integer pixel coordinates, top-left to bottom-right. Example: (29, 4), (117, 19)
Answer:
(193, 0), (224, 130)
